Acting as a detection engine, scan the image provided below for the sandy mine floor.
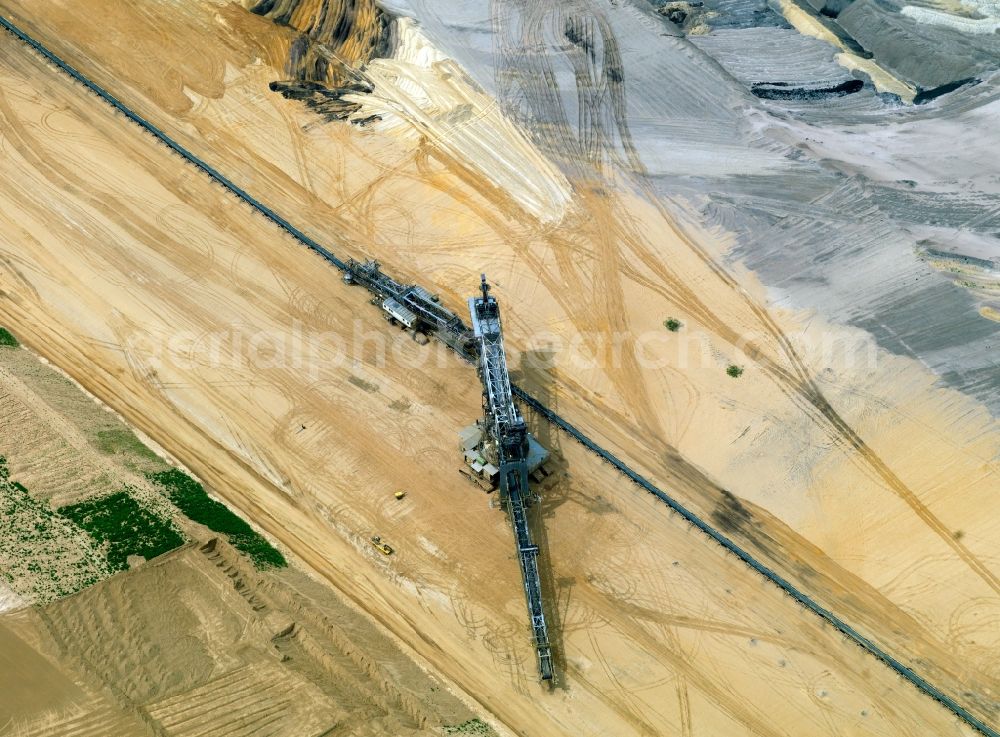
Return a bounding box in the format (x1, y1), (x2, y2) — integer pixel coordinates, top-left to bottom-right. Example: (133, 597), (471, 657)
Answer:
(0, 1), (997, 735)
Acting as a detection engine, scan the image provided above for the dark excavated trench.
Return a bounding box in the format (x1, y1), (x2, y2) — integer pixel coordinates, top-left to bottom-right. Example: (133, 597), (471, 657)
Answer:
(250, 0), (394, 123)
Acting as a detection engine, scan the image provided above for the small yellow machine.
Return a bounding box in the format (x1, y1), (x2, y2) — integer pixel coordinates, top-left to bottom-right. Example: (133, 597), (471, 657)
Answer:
(394, 490), (407, 500)
(370, 536), (393, 555)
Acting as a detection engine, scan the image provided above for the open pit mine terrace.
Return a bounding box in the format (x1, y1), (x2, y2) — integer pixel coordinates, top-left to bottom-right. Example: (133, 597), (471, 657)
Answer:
(1, 11), (997, 737)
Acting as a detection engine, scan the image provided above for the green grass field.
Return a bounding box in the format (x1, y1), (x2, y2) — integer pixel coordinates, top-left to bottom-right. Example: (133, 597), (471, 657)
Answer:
(0, 327), (19, 347)
(94, 427), (161, 464)
(444, 719), (497, 736)
(60, 490), (184, 571)
(146, 468), (286, 569)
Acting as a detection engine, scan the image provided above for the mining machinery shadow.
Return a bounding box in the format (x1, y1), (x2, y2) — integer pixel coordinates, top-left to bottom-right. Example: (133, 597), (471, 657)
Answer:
(514, 349), (572, 689)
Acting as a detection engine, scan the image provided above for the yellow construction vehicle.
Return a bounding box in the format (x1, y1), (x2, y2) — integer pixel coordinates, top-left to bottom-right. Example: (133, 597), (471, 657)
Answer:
(394, 490), (407, 500)
(370, 535), (393, 555)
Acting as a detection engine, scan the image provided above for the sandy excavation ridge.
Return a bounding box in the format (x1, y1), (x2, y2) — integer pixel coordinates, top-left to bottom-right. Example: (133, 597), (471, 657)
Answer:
(4, 0), (995, 734)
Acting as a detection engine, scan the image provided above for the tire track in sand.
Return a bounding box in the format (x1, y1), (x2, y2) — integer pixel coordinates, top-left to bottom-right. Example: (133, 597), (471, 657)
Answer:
(490, 0), (1000, 598)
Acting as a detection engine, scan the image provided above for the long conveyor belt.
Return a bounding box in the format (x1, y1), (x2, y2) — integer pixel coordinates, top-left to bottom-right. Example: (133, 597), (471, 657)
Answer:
(3, 14), (995, 732)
